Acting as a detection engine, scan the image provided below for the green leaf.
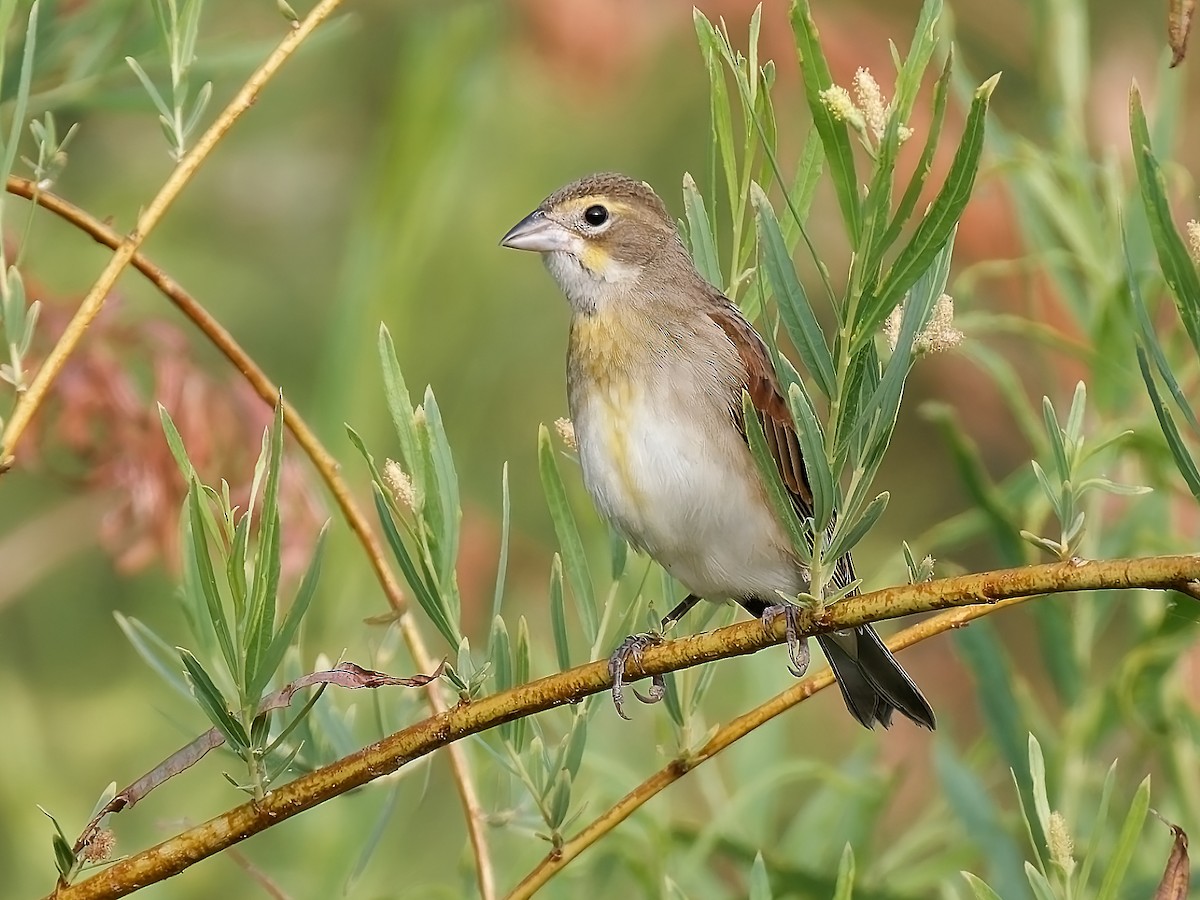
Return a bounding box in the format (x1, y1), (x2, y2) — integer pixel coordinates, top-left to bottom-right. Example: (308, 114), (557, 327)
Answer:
(855, 73), (998, 347)
(1124, 225), (1198, 428)
(826, 492), (888, 563)
(115, 612), (193, 702)
(180, 648), (249, 752)
(831, 844), (854, 900)
(786, 382), (835, 531)
(1130, 86), (1200, 358)
(254, 524), (328, 700)
(1023, 865), (1056, 900)
(549, 554), (571, 672)
(1077, 760), (1117, 890)
(372, 485), (459, 647)
(961, 873), (1004, 900)
(1095, 775), (1150, 900)
(490, 462), (511, 626)
(749, 851), (773, 900)
(790, 0), (861, 239)
(538, 425), (598, 642)
(185, 480), (237, 677)
(1139, 347), (1200, 500)
(1028, 734), (1051, 844)
(751, 183), (836, 397)
(421, 388), (462, 590)
(158, 403), (196, 478)
(682, 172), (722, 287)
(512, 616), (531, 751)
(779, 130), (825, 248)
(244, 402), (285, 700)
(378, 325), (425, 499)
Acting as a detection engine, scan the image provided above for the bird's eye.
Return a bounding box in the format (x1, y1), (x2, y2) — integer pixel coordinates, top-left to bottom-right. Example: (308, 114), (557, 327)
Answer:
(583, 204), (609, 227)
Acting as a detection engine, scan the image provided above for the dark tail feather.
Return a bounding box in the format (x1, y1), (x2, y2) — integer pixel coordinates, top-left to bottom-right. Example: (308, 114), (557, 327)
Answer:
(817, 627), (935, 730)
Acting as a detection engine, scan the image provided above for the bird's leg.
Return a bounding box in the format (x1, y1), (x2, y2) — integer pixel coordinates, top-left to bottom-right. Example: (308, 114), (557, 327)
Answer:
(760, 601), (812, 677)
(608, 594), (701, 719)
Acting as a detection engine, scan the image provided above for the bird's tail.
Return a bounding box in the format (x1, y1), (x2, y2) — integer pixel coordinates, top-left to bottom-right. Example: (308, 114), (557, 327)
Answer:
(816, 627), (936, 730)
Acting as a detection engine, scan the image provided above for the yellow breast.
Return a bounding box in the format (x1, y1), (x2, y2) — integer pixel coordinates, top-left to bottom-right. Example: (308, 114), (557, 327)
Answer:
(568, 310), (659, 518)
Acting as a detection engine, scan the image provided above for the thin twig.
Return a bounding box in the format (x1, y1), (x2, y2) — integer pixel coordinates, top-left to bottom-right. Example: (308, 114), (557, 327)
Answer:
(43, 555), (1200, 900)
(0, 0), (344, 471)
(504, 595), (1032, 899)
(3, 177), (496, 900)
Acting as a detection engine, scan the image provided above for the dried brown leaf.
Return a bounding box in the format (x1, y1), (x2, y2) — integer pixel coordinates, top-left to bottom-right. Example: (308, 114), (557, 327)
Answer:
(1169, 0), (1196, 66)
(1155, 820), (1190, 899)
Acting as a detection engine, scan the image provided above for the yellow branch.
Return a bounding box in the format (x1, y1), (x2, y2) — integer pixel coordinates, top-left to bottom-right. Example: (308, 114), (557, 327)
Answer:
(44, 555), (1199, 900)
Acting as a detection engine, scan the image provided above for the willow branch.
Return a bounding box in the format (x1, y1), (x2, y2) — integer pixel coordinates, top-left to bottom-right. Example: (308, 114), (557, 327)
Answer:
(505, 594), (1033, 899)
(3, 177), (496, 900)
(0, 0), (346, 471)
(44, 555), (1199, 900)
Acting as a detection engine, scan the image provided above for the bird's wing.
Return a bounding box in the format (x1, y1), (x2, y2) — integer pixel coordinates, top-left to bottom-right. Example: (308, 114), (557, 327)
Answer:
(706, 298), (857, 591)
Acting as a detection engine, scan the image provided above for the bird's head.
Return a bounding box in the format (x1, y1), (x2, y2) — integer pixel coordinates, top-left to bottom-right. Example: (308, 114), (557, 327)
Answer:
(500, 173), (682, 313)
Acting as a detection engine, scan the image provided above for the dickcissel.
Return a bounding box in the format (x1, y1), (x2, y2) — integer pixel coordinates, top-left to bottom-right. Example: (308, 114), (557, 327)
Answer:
(501, 173), (934, 730)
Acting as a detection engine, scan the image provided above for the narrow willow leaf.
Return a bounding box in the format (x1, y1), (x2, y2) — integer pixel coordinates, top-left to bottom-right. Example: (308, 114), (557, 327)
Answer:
(855, 73), (998, 347)
(1139, 347), (1200, 500)
(1125, 227), (1199, 428)
(180, 649), (249, 752)
(1023, 864), (1056, 900)
(1077, 760), (1118, 890)
(662, 670), (685, 728)
(749, 851), (773, 900)
(786, 382), (835, 531)
(538, 425), (598, 642)
(491, 462), (511, 626)
(826, 492), (888, 563)
(831, 844), (855, 900)
(115, 613), (192, 701)
(1130, 87), (1200, 357)
(491, 616), (513, 691)
(421, 389), (462, 595)
(1096, 775), (1151, 900)
(244, 403), (285, 697)
(254, 524), (328, 700)
(682, 172), (722, 287)
(790, 0), (861, 238)
(185, 481), (237, 676)
(372, 486), (459, 647)
(158, 404), (196, 478)
(779, 130), (825, 248)
(752, 184), (836, 397)
(693, 10), (737, 215)
(549, 554), (571, 672)
(512, 616), (531, 751)
(1028, 734), (1052, 842)
(378, 325), (425, 496)
(892, 0), (942, 118)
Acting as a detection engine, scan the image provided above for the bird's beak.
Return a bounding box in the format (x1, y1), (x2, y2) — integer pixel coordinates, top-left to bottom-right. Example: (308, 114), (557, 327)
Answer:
(499, 210), (573, 252)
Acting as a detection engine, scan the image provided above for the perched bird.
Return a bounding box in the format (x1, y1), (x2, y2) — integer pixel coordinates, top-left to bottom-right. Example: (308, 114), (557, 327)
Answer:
(500, 173), (934, 730)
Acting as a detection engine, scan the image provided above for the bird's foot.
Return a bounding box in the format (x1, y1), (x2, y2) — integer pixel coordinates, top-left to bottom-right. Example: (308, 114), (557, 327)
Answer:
(608, 632), (667, 720)
(760, 602), (811, 677)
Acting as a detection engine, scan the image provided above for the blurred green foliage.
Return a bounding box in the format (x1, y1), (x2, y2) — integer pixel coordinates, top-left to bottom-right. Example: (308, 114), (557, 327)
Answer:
(3, 0), (1200, 898)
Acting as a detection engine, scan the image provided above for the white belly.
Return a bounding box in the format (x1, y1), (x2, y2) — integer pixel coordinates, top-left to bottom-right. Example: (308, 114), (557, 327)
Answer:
(571, 379), (804, 602)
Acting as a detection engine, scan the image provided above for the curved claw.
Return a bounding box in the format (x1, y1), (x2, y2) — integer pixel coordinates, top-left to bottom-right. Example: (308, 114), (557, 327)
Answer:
(608, 632), (665, 720)
(761, 603), (811, 677)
